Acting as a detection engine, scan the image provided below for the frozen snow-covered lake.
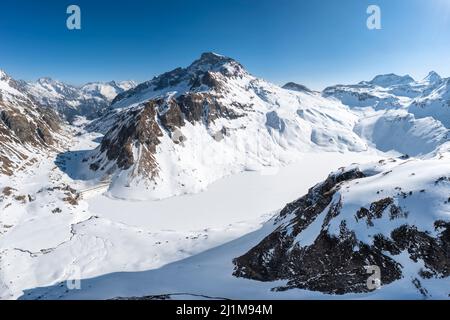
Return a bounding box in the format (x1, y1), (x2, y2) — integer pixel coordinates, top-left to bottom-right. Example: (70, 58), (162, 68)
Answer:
(88, 152), (383, 231)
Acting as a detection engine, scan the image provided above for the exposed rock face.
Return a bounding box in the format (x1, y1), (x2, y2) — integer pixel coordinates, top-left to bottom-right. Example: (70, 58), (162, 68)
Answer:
(378, 223), (449, 279)
(233, 157), (450, 296)
(176, 93), (244, 125)
(283, 82), (313, 93)
(89, 102), (163, 177)
(89, 90), (244, 178)
(158, 98), (185, 131)
(232, 168), (402, 294)
(0, 106), (59, 145)
(0, 71), (61, 175)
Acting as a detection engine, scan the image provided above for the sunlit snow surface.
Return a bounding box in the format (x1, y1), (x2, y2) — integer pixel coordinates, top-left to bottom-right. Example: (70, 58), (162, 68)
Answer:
(0, 124), (382, 300)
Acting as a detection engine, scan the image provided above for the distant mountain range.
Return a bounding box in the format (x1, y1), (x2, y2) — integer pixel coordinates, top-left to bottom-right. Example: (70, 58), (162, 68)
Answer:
(24, 78), (136, 122)
(1, 69), (136, 122)
(323, 71), (450, 128)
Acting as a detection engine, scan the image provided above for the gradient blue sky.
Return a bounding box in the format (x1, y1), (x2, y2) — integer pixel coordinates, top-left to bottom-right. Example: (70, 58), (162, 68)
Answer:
(1, 0), (450, 89)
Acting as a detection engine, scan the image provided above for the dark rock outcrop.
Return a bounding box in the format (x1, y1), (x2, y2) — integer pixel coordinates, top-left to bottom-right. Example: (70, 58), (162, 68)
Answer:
(233, 163), (450, 295)
(283, 82), (313, 93)
(90, 101), (163, 178)
(233, 168), (403, 294)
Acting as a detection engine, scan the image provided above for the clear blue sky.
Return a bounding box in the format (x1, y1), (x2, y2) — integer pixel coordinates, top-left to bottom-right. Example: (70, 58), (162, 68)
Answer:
(1, 0), (450, 89)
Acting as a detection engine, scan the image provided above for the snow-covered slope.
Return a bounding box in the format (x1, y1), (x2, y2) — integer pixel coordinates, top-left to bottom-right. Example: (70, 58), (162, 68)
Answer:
(0, 70), (63, 175)
(354, 109), (449, 156)
(409, 77), (450, 128)
(82, 53), (369, 200)
(323, 71), (450, 158)
(17, 153), (449, 300)
(233, 154), (450, 298)
(0, 124), (380, 300)
(24, 78), (136, 122)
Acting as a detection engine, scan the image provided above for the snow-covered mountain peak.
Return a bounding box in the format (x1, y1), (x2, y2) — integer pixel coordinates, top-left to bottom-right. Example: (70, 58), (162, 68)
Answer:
(409, 76), (450, 128)
(2, 55), (450, 301)
(193, 52), (232, 66)
(324, 70), (450, 128)
(111, 52), (250, 109)
(118, 80), (138, 90)
(0, 70), (29, 103)
(80, 80), (137, 101)
(0, 71), (62, 176)
(282, 82), (313, 93)
(0, 69), (10, 81)
(34, 77), (74, 95)
(368, 73), (415, 87)
(111, 80), (137, 91)
(422, 71), (442, 84)
(37, 77), (56, 84)
(188, 52), (244, 74)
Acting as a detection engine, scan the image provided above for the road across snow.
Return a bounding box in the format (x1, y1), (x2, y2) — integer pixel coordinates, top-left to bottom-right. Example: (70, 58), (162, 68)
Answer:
(79, 182), (111, 199)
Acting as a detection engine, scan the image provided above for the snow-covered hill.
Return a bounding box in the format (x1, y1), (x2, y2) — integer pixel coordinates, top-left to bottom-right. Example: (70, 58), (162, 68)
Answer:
(23, 78), (136, 122)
